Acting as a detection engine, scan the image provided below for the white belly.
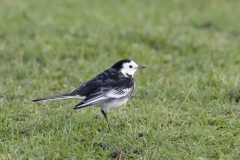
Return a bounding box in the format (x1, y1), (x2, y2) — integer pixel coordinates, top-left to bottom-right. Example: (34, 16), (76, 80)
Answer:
(99, 98), (129, 111)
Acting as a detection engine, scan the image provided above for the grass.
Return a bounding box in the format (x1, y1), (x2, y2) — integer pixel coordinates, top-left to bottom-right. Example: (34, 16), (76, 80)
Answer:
(1, 0), (240, 159)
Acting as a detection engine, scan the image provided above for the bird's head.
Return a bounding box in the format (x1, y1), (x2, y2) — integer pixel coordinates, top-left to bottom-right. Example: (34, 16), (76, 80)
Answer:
(111, 59), (146, 77)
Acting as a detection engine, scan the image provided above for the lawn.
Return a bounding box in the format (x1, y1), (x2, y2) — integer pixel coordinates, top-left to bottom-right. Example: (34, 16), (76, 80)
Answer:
(1, 0), (240, 159)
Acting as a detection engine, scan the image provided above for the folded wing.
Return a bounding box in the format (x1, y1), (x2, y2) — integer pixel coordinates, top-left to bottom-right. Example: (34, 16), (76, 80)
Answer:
(73, 79), (134, 109)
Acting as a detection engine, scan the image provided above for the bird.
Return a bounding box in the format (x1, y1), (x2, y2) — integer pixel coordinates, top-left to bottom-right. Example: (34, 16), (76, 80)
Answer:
(32, 59), (146, 122)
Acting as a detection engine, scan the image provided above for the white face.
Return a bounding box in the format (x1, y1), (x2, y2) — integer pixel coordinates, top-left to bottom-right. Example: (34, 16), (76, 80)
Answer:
(120, 61), (139, 77)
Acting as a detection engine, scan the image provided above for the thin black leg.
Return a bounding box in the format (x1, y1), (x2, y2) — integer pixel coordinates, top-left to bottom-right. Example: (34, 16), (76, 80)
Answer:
(101, 109), (108, 123)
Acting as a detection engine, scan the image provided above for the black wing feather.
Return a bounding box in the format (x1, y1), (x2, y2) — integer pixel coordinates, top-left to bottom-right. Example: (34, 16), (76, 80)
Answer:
(68, 79), (99, 97)
(73, 77), (134, 109)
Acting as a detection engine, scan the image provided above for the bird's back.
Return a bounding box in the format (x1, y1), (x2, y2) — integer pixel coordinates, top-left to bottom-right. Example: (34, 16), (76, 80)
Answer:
(69, 68), (128, 97)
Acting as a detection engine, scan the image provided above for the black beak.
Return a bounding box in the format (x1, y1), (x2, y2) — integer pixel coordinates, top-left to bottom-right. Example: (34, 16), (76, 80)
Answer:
(137, 66), (146, 69)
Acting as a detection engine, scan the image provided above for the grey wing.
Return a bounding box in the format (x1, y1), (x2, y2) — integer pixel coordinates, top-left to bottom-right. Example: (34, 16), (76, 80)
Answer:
(68, 69), (113, 97)
(77, 86), (133, 107)
(68, 79), (100, 98)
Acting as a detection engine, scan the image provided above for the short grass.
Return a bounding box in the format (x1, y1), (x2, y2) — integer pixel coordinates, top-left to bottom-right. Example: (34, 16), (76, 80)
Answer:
(1, 0), (240, 159)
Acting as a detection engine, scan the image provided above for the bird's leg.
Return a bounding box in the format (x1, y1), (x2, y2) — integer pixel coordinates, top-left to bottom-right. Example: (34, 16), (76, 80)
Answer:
(101, 109), (108, 123)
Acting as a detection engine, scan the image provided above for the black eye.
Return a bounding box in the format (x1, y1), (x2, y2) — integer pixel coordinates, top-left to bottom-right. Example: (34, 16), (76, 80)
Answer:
(129, 65), (133, 68)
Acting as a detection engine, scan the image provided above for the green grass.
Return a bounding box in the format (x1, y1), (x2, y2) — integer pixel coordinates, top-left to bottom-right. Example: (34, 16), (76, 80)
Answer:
(1, 0), (240, 159)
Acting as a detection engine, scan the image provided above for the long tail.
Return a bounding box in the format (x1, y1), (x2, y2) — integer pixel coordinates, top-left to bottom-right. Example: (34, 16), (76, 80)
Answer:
(32, 94), (85, 102)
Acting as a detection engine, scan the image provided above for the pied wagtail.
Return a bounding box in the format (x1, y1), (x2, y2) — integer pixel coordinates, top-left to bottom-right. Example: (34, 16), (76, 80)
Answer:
(32, 59), (145, 122)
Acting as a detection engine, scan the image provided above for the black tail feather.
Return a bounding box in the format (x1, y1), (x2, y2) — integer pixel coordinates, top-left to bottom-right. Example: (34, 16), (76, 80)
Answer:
(32, 93), (75, 102)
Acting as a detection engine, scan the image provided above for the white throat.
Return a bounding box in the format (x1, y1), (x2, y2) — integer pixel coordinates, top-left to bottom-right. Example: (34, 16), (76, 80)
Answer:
(121, 71), (132, 77)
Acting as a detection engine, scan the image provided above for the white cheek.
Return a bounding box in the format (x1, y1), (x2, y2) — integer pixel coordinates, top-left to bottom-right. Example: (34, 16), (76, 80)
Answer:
(120, 62), (138, 77)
